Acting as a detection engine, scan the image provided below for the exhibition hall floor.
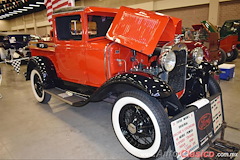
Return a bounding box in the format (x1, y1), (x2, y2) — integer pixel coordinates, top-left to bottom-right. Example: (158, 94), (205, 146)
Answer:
(0, 58), (240, 159)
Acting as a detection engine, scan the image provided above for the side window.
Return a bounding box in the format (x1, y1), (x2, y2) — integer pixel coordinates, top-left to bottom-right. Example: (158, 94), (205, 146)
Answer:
(56, 15), (82, 40)
(88, 15), (114, 38)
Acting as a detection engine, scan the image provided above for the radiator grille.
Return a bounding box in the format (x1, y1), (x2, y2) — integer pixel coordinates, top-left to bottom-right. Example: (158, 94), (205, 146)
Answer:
(168, 50), (187, 93)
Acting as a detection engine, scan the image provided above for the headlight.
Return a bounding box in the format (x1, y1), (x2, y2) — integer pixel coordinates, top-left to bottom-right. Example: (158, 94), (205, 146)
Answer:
(192, 47), (203, 64)
(160, 50), (176, 72)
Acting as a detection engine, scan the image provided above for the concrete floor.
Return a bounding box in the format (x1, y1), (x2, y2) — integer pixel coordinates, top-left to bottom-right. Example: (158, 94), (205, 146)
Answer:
(0, 57), (240, 160)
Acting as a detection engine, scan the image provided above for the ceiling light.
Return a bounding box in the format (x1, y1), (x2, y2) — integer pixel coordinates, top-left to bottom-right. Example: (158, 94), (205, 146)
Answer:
(36, 2), (45, 5)
(23, 7), (33, 9)
(29, 4), (40, 7)
(18, 8), (28, 11)
(9, 12), (18, 14)
(14, 10), (23, 13)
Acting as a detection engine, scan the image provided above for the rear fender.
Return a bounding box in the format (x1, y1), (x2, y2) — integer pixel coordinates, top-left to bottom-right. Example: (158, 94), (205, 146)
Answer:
(26, 56), (57, 88)
(90, 72), (173, 101)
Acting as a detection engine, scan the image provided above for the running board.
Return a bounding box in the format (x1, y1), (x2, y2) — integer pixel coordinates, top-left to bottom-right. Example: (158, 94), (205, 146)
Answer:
(44, 88), (88, 106)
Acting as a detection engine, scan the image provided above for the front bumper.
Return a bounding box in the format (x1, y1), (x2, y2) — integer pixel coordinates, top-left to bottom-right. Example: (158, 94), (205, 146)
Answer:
(170, 93), (224, 160)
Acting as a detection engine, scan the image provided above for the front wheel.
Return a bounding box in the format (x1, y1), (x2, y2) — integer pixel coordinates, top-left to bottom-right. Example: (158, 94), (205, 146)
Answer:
(30, 69), (51, 103)
(208, 75), (221, 95)
(112, 90), (170, 159)
(218, 48), (226, 65)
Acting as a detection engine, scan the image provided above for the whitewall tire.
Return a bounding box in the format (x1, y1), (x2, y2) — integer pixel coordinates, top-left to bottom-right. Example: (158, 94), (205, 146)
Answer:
(30, 69), (51, 103)
(112, 91), (170, 159)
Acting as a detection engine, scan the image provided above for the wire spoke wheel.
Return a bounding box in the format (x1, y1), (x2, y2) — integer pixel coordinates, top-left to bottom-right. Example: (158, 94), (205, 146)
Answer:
(33, 74), (43, 98)
(30, 69), (51, 103)
(112, 90), (170, 159)
(119, 104), (155, 149)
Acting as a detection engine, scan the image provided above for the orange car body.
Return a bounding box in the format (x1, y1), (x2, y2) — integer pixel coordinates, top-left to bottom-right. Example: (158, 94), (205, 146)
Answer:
(30, 6), (180, 88)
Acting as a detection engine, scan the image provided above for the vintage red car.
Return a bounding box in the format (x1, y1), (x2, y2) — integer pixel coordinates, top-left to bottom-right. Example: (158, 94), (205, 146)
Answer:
(190, 21), (238, 63)
(26, 6), (224, 159)
(184, 23), (226, 65)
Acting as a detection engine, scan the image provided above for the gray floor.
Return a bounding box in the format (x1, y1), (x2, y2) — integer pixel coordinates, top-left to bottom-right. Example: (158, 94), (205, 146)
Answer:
(0, 57), (240, 160)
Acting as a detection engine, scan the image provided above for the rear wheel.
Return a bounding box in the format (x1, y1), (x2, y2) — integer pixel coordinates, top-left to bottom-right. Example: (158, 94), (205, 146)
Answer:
(112, 90), (170, 159)
(30, 69), (51, 103)
(226, 48), (238, 62)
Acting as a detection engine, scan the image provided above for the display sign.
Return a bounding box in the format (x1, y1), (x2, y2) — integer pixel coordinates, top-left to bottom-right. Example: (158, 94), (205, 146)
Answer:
(171, 112), (199, 160)
(171, 95), (223, 160)
(194, 103), (214, 147)
(211, 96), (223, 133)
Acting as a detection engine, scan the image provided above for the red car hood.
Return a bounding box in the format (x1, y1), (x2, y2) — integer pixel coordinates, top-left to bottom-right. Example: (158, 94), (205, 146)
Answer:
(106, 6), (182, 55)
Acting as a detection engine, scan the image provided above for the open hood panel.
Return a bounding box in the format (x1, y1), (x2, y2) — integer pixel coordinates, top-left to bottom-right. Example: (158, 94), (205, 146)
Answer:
(106, 6), (178, 55)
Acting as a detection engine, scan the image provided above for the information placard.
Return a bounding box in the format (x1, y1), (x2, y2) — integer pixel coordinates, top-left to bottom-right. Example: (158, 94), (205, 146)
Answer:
(171, 112), (199, 160)
(211, 95), (223, 133)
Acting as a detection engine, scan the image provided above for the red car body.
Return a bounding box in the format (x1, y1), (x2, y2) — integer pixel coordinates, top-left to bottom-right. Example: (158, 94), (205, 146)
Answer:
(30, 6), (180, 88)
(220, 34), (238, 55)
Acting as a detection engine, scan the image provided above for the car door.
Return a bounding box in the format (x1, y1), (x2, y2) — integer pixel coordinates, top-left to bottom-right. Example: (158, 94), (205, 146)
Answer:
(55, 14), (88, 84)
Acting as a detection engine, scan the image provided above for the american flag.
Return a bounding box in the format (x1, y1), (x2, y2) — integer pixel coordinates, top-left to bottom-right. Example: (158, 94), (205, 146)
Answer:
(44, 0), (75, 24)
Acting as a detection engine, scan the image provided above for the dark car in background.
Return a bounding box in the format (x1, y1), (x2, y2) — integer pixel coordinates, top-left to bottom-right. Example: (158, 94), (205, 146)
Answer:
(0, 32), (31, 61)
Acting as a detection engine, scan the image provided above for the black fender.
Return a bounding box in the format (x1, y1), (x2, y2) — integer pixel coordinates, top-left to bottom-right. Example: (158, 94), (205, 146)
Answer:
(90, 72), (173, 101)
(25, 56), (57, 89)
(201, 62), (218, 73)
(181, 62), (219, 105)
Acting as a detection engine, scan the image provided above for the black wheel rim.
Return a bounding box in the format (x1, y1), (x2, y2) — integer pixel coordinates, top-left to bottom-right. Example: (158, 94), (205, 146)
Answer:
(119, 104), (155, 149)
(33, 73), (43, 97)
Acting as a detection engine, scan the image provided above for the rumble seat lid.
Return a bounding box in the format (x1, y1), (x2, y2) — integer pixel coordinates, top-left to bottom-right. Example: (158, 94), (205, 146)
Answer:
(106, 6), (179, 55)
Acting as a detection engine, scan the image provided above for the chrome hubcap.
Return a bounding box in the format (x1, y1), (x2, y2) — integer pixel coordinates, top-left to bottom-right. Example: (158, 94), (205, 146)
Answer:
(128, 123), (137, 134)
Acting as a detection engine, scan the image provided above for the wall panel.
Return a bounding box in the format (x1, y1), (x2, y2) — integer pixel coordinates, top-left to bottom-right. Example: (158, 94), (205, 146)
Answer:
(35, 10), (48, 22)
(159, 5), (209, 28)
(219, 1), (240, 26)
(37, 26), (47, 36)
(76, 0), (153, 8)
(0, 20), (10, 31)
(26, 28), (35, 35)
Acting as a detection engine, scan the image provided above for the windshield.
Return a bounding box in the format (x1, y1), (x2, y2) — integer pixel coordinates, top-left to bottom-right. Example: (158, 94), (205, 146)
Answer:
(184, 28), (209, 41)
(220, 21), (240, 38)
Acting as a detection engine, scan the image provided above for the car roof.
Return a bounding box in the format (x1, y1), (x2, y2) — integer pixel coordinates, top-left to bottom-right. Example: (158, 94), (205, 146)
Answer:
(0, 32), (30, 36)
(224, 19), (240, 23)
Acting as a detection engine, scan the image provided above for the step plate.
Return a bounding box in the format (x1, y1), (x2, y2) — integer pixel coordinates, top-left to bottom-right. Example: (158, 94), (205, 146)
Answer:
(44, 88), (87, 106)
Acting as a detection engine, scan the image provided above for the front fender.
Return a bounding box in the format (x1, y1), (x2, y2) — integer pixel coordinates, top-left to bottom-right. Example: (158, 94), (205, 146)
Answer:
(202, 62), (218, 73)
(90, 72), (173, 101)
